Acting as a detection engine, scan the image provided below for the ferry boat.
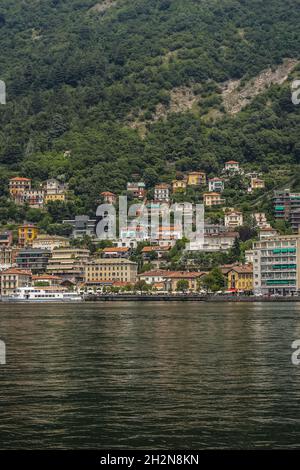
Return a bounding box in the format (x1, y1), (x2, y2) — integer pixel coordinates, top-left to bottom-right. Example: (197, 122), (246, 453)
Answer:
(3, 287), (83, 302)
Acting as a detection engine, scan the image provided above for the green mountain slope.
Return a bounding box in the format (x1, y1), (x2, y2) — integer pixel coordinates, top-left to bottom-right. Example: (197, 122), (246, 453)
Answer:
(0, 0), (299, 213)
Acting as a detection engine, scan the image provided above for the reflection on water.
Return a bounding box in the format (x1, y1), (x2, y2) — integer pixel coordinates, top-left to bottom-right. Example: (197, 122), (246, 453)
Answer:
(0, 301), (300, 449)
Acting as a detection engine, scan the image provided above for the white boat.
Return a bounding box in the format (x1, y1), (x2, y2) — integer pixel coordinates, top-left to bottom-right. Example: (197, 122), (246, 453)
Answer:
(3, 287), (83, 302)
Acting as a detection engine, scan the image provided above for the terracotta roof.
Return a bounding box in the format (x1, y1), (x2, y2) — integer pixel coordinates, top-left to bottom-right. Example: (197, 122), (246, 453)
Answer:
(1, 268), (31, 276)
(228, 264), (253, 274)
(101, 191), (116, 196)
(32, 275), (62, 280)
(139, 270), (170, 277)
(10, 177), (31, 181)
(209, 178), (223, 182)
(188, 171), (206, 175)
(226, 210), (242, 215)
(103, 247), (130, 253)
(225, 160), (239, 164)
(204, 192), (222, 197)
(155, 183), (170, 189)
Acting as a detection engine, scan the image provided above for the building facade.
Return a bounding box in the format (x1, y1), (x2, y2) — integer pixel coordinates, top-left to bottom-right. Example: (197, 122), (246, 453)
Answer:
(172, 180), (187, 193)
(32, 235), (70, 251)
(253, 235), (300, 295)
(84, 259), (138, 286)
(44, 179), (67, 203)
(47, 248), (90, 281)
(0, 231), (13, 248)
(16, 248), (51, 274)
(187, 172), (206, 186)
(0, 268), (32, 297)
(224, 161), (240, 172)
(227, 265), (253, 293)
(203, 192), (225, 207)
(63, 216), (97, 239)
(208, 178), (224, 193)
(224, 211), (243, 228)
(18, 224), (39, 247)
(154, 184), (170, 203)
(127, 182), (146, 200)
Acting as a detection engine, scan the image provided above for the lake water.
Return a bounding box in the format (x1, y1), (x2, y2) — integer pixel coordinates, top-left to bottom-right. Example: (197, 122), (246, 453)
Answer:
(0, 301), (300, 449)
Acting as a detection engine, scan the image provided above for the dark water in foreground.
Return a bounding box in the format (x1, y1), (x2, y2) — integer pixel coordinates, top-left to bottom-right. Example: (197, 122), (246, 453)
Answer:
(0, 302), (300, 449)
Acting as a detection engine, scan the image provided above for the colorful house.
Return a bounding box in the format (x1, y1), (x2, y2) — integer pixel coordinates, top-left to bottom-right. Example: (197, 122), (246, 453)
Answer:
(187, 172), (206, 186)
(203, 192), (225, 207)
(208, 178), (224, 193)
(227, 265), (253, 293)
(18, 224), (39, 247)
(172, 180), (187, 193)
(101, 191), (117, 205)
(224, 161), (240, 172)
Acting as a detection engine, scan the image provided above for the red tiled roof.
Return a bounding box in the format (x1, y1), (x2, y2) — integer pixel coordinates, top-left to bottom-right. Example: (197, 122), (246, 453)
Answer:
(10, 177), (31, 181)
(139, 270), (170, 277)
(32, 275), (62, 280)
(101, 191), (116, 196)
(1, 268), (31, 276)
(228, 264), (253, 274)
(103, 247), (130, 253)
(226, 160), (239, 164)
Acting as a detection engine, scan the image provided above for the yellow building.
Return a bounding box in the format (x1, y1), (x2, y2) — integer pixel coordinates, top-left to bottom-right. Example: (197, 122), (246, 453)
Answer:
(172, 180), (187, 193)
(227, 265), (253, 293)
(85, 258), (138, 286)
(32, 234), (70, 251)
(18, 224), (39, 247)
(44, 178), (67, 204)
(44, 193), (66, 203)
(203, 192), (225, 207)
(187, 172), (206, 186)
(165, 272), (206, 292)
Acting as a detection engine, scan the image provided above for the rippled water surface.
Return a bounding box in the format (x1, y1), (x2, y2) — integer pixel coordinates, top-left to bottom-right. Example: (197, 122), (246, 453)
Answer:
(0, 301), (300, 449)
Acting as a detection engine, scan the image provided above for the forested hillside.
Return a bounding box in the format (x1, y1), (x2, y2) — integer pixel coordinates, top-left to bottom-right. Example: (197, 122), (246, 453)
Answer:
(0, 0), (299, 214)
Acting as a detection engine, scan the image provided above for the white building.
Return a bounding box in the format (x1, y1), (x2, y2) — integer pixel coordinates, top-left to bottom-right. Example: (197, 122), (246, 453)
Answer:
(154, 184), (170, 203)
(224, 160), (240, 173)
(208, 178), (224, 193)
(224, 211), (243, 228)
(253, 235), (300, 296)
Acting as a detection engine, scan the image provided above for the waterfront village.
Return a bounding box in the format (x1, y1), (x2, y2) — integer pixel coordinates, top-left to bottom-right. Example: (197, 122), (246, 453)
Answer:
(0, 159), (300, 299)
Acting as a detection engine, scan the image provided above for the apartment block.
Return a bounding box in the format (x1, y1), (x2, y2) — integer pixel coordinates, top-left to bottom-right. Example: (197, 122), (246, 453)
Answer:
(253, 235), (300, 295)
(16, 248), (51, 274)
(63, 216), (97, 239)
(47, 248), (90, 281)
